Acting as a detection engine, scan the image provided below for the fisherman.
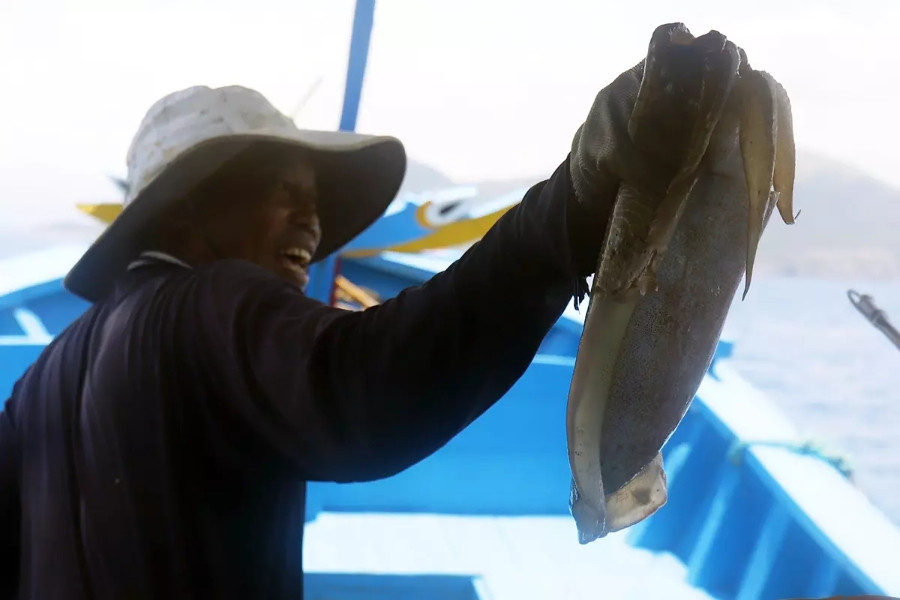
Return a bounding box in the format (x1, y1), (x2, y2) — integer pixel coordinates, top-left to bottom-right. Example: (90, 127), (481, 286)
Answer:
(0, 61), (663, 599)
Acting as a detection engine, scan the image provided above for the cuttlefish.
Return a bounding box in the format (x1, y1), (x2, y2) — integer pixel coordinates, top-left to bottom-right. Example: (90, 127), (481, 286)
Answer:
(566, 22), (797, 544)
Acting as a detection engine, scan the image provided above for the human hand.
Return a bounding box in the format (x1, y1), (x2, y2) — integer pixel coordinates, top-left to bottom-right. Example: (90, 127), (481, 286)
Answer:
(569, 61), (654, 216)
(569, 23), (713, 216)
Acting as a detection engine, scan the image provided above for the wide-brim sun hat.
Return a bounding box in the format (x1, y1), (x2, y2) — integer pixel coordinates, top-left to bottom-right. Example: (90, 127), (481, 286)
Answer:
(63, 84), (407, 302)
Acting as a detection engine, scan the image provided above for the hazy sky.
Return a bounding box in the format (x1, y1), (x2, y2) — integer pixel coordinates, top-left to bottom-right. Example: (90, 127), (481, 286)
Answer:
(1, 0), (898, 227)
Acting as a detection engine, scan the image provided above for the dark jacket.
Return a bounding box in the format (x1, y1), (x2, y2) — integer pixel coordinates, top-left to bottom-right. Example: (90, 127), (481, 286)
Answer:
(0, 158), (607, 599)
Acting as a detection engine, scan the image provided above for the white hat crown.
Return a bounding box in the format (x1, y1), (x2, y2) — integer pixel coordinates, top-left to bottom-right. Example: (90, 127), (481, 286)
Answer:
(124, 85), (299, 207)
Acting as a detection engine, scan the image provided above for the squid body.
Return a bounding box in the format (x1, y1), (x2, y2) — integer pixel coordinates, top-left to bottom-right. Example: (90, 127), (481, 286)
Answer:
(566, 22), (797, 544)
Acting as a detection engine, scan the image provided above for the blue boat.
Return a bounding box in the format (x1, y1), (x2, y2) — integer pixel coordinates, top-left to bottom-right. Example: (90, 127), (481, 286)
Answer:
(3, 2), (900, 598)
(3, 241), (900, 599)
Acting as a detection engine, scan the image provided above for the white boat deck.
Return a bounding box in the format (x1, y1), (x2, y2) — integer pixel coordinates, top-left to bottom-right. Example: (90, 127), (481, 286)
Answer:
(304, 512), (712, 600)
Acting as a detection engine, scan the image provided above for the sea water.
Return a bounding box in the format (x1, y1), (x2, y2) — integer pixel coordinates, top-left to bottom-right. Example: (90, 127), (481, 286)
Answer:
(723, 277), (900, 526)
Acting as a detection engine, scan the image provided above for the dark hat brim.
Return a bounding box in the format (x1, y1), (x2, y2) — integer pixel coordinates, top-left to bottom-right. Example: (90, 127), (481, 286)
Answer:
(63, 130), (406, 302)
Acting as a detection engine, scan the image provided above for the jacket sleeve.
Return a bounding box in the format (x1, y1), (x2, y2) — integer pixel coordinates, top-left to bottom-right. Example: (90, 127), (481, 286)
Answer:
(0, 392), (20, 599)
(181, 157), (610, 482)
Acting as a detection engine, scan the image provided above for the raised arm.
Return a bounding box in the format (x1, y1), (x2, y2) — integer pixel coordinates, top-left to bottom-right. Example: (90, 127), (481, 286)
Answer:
(180, 158), (612, 482)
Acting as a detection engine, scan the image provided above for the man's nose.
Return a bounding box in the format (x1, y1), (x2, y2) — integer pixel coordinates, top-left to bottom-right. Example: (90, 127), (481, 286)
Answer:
(290, 208), (321, 236)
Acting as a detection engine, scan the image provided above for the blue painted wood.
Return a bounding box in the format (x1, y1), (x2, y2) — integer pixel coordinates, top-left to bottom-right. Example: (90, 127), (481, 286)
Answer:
(0, 280), (72, 313)
(736, 503), (790, 600)
(0, 286), (91, 398)
(0, 310), (20, 336)
(21, 289), (90, 336)
(0, 346), (43, 397)
(346, 254), (441, 286)
(672, 452), (730, 564)
(340, 258), (420, 299)
(805, 552), (842, 598)
(305, 255), (340, 304)
(338, 0), (376, 133)
(312, 451), (571, 515)
(340, 201), (440, 255)
(304, 573), (481, 600)
(833, 569), (874, 598)
(686, 467), (741, 588)
(704, 474), (771, 598)
(727, 440), (886, 596)
(0, 286), (89, 339)
(763, 520), (823, 600)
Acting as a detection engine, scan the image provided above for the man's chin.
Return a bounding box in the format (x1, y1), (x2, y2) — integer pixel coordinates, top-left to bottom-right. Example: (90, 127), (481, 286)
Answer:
(263, 266), (307, 291)
(288, 270), (310, 290)
(272, 260), (310, 290)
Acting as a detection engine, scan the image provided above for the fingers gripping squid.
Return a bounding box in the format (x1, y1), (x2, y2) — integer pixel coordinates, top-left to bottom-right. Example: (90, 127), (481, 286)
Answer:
(566, 23), (797, 544)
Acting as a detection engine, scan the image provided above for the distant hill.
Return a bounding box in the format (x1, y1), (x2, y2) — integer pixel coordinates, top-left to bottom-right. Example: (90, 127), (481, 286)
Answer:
(753, 150), (900, 280)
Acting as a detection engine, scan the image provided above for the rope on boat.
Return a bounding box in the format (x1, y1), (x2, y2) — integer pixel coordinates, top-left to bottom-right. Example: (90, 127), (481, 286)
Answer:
(728, 439), (854, 480)
(725, 289), (900, 481)
(847, 289), (900, 351)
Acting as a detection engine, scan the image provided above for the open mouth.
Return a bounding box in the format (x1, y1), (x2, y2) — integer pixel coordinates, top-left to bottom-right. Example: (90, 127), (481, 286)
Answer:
(280, 247), (312, 277)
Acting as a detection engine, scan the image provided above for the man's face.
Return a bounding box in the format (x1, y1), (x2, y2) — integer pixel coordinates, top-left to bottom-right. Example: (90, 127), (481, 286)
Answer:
(184, 160), (323, 289)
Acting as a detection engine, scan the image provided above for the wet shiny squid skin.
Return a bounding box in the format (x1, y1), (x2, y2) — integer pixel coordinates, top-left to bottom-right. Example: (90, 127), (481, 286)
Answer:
(566, 22), (796, 544)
